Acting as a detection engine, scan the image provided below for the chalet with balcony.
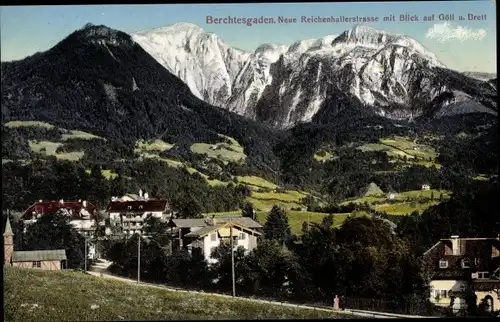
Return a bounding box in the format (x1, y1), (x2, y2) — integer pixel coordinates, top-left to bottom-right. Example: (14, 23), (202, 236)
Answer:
(168, 216), (262, 264)
(423, 235), (500, 314)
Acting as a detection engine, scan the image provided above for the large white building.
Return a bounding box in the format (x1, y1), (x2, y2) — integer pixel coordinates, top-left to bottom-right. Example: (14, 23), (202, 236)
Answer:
(107, 191), (171, 235)
(21, 199), (104, 237)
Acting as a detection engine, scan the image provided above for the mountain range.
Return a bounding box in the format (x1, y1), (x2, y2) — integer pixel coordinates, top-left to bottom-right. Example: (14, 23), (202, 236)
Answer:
(1, 23), (497, 172)
(132, 23), (497, 129)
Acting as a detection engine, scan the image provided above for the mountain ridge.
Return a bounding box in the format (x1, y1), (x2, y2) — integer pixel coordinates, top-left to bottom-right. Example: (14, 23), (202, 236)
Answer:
(132, 23), (497, 129)
(1, 24), (285, 169)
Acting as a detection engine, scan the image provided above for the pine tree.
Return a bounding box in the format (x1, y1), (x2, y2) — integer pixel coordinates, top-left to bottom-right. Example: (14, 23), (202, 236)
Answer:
(241, 202), (255, 219)
(263, 206), (292, 245)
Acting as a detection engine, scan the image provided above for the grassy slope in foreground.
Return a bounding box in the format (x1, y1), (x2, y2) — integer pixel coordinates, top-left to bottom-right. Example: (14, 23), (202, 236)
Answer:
(4, 267), (351, 321)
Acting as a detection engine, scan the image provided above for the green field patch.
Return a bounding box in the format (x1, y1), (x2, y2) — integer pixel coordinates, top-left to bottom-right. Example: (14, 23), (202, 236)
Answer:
(245, 197), (302, 212)
(374, 201), (439, 215)
(61, 130), (104, 141)
(85, 169), (118, 180)
(135, 139), (174, 153)
(136, 153), (227, 187)
(5, 121), (103, 142)
(396, 189), (450, 200)
(313, 150), (334, 162)
(4, 267), (349, 321)
(4, 120), (55, 129)
(28, 140), (85, 161)
(203, 210), (367, 235)
(55, 152), (85, 161)
(236, 176), (278, 190)
(472, 174), (489, 181)
(340, 189), (451, 211)
(357, 136), (439, 169)
(29, 140), (62, 154)
(339, 196), (385, 206)
(190, 135), (246, 164)
(245, 189), (310, 212)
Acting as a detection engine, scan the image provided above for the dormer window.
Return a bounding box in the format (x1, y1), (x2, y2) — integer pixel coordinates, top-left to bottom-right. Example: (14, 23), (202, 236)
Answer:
(461, 258), (470, 268)
(127, 206), (132, 210)
(139, 205), (143, 210)
(439, 259), (449, 269)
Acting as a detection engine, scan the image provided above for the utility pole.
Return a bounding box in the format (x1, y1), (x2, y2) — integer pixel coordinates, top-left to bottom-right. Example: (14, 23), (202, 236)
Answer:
(137, 233), (141, 284)
(84, 236), (87, 273)
(230, 226), (235, 297)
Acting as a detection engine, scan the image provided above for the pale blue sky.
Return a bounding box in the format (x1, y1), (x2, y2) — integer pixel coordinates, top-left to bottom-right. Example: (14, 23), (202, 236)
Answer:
(0, 1), (496, 72)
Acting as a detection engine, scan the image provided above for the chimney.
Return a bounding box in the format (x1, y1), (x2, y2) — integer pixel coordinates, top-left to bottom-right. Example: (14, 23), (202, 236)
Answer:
(139, 189), (143, 198)
(39, 199), (43, 202)
(144, 192), (149, 200)
(451, 235), (460, 255)
(83, 200), (87, 208)
(59, 199), (64, 204)
(212, 215), (216, 226)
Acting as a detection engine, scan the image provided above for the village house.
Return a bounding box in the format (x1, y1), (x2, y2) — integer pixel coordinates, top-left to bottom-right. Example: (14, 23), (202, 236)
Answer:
(423, 235), (500, 314)
(107, 190), (172, 235)
(168, 216), (262, 264)
(387, 191), (397, 200)
(22, 199), (103, 237)
(421, 184), (431, 190)
(4, 217), (67, 270)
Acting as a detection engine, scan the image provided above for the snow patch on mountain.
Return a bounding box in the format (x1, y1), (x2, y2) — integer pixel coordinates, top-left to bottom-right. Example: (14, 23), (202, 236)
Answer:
(132, 22), (251, 106)
(132, 23), (494, 129)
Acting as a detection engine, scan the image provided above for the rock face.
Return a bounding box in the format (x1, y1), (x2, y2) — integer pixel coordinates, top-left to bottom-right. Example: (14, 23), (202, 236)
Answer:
(133, 24), (497, 129)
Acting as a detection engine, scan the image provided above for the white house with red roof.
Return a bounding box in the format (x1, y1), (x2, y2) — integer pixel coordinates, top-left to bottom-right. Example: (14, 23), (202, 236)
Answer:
(22, 199), (103, 237)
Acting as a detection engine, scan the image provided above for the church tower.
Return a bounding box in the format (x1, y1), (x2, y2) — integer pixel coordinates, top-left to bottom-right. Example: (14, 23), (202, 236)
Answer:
(4, 216), (14, 266)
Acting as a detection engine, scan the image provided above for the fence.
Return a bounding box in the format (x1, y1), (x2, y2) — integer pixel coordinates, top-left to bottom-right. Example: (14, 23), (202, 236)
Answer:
(339, 297), (432, 316)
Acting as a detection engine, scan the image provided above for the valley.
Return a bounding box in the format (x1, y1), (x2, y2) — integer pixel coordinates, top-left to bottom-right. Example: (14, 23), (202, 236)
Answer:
(2, 119), (465, 235)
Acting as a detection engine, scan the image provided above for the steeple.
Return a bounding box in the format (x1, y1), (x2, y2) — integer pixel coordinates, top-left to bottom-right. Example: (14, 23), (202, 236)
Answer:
(4, 216), (14, 266)
(3, 216), (13, 236)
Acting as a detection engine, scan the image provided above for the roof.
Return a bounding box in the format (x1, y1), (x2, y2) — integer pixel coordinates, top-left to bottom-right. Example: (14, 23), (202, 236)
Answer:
(425, 237), (500, 276)
(172, 219), (206, 228)
(122, 194), (140, 200)
(184, 221), (262, 238)
(22, 200), (97, 219)
(172, 216), (262, 229)
(12, 249), (67, 262)
(184, 224), (225, 238)
(3, 217), (13, 236)
(473, 279), (500, 291)
(216, 216), (263, 229)
(107, 200), (170, 213)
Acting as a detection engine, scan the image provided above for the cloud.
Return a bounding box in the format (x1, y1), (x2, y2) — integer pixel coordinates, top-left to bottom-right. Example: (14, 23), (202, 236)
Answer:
(425, 22), (487, 43)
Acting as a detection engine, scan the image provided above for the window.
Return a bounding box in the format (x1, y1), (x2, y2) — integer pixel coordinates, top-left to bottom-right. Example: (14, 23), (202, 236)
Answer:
(32, 261), (41, 268)
(440, 290), (448, 298)
(439, 259), (448, 268)
(211, 233), (217, 242)
(478, 272), (490, 279)
(461, 258), (470, 268)
(239, 232), (246, 240)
